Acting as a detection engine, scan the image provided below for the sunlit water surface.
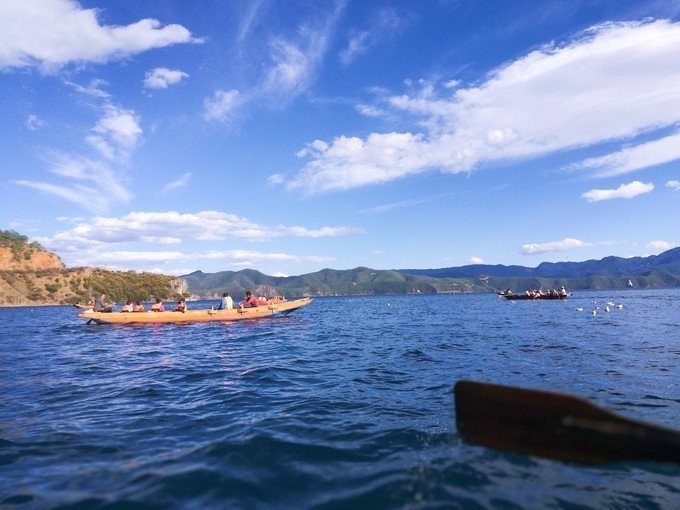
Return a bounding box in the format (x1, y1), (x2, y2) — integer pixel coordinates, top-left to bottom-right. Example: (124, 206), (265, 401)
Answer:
(1, 290), (678, 508)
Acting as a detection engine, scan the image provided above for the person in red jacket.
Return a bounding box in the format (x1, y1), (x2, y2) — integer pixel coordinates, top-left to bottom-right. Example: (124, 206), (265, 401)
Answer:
(240, 291), (260, 308)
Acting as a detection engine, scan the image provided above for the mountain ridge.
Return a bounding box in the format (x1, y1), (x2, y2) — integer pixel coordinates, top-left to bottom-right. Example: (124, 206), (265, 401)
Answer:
(182, 248), (680, 297)
(397, 247), (680, 278)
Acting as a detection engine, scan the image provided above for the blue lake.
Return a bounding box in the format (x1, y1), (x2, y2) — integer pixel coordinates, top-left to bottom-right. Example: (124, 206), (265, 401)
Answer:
(1, 289), (679, 508)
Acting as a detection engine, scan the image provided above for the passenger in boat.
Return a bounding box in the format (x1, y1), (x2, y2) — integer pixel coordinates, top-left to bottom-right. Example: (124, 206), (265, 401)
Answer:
(133, 301), (145, 312)
(93, 293), (113, 313)
(240, 291), (260, 308)
(216, 292), (233, 310)
(175, 298), (187, 312)
(559, 286), (568, 297)
(121, 300), (134, 312)
(151, 298), (165, 312)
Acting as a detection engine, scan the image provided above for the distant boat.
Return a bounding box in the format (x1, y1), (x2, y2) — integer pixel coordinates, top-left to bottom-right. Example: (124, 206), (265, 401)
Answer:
(503, 294), (568, 301)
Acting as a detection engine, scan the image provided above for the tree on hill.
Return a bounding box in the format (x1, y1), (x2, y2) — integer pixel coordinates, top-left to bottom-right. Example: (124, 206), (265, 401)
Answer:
(0, 229), (47, 263)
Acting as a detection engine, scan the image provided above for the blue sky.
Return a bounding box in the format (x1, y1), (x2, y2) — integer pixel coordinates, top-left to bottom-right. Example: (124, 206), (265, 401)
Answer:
(2, 0), (679, 277)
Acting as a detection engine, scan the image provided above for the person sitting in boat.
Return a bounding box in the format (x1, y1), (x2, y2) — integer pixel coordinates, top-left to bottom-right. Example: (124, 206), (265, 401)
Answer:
(559, 286), (568, 297)
(121, 300), (134, 312)
(216, 292), (233, 310)
(151, 298), (165, 312)
(240, 291), (260, 308)
(133, 301), (145, 312)
(175, 298), (187, 312)
(93, 293), (113, 313)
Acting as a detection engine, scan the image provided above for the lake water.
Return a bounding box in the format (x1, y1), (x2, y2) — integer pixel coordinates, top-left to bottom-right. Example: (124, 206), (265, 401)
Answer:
(1, 290), (678, 508)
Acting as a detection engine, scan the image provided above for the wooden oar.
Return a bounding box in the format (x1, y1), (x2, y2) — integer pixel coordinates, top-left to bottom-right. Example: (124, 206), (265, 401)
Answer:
(454, 380), (680, 464)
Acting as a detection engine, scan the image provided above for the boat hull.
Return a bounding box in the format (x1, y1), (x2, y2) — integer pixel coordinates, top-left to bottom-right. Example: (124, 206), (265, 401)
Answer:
(78, 298), (313, 324)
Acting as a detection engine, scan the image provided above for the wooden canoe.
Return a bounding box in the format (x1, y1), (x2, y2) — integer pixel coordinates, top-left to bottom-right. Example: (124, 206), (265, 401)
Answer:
(78, 298), (313, 324)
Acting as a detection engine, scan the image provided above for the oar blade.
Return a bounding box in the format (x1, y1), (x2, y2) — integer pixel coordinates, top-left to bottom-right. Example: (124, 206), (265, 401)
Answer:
(454, 380), (680, 464)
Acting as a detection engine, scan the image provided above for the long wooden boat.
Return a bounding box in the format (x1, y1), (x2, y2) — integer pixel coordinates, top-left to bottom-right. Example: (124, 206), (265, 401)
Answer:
(78, 297), (313, 324)
(503, 294), (568, 300)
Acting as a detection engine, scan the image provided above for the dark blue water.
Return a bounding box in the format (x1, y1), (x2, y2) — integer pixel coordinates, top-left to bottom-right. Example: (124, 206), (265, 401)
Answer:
(1, 290), (678, 508)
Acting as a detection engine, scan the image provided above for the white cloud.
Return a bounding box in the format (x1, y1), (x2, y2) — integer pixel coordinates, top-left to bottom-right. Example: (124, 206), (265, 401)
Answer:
(86, 105), (142, 161)
(267, 174), (285, 186)
(162, 173), (193, 194)
(0, 0), (200, 71)
(44, 245), (333, 272)
(144, 67), (189, 89)
(204, 3), (344, 124)
(38, 210), (362, 251)
(667, 180), (680, 190)
(203, 89), (242, 123)
(25, 114), (46, 130)
(339, 31), (370, 67)
(581, 180), (654, 202)
(16, 153), (132, 212)
(339, 8), (403, 67)
(567, 132), (680, 177)
(287, 19), (680, 194)
(262, 37), (314, 97)
(65, 79), (110, 98)
(646, 240), (675, 251)
(16, 101), (140, 211)
(356, 104), (384, 117)
(469, 257), (484, 264)
(33, 210), (352, 270)
(289, 132), (430, 193)
(14, 180), (103, 211)
(283, 226), (363, 238)
(522, 238), (590, 255)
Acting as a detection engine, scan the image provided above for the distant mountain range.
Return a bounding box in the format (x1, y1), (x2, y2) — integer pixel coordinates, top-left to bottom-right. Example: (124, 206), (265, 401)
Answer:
(398, 247), (680, 278)
(182, 247), (680, 298)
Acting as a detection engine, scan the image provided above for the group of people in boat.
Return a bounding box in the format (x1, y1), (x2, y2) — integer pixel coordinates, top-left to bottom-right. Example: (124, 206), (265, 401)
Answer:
(92, 291), (283, 313)
(498, 286), (569, 298)
(525, 286), (568, 298)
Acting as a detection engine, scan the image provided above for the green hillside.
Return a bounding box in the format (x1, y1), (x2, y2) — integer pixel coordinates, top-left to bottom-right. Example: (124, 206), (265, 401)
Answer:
(183, 267), (680, 298)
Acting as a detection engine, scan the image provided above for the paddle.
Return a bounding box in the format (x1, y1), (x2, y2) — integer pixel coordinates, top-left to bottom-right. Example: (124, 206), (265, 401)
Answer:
(454, 380), (680, 464)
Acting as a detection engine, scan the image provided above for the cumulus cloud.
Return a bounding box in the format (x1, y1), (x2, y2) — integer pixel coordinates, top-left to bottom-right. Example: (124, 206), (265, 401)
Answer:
(284, 19), (680, 194)
(581, 181), (654, 202)
(55, 248), (334, 271)
(522, 238), (590, 255)
(34, 210), (351, 270)
(38, 210), (362, 251)
(0, 0), (200, 71)
(144, 67), (189, 89)
(86, 105), (142, 161)
(667, 180), (680, 190)
(469, 257), (484, 264)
